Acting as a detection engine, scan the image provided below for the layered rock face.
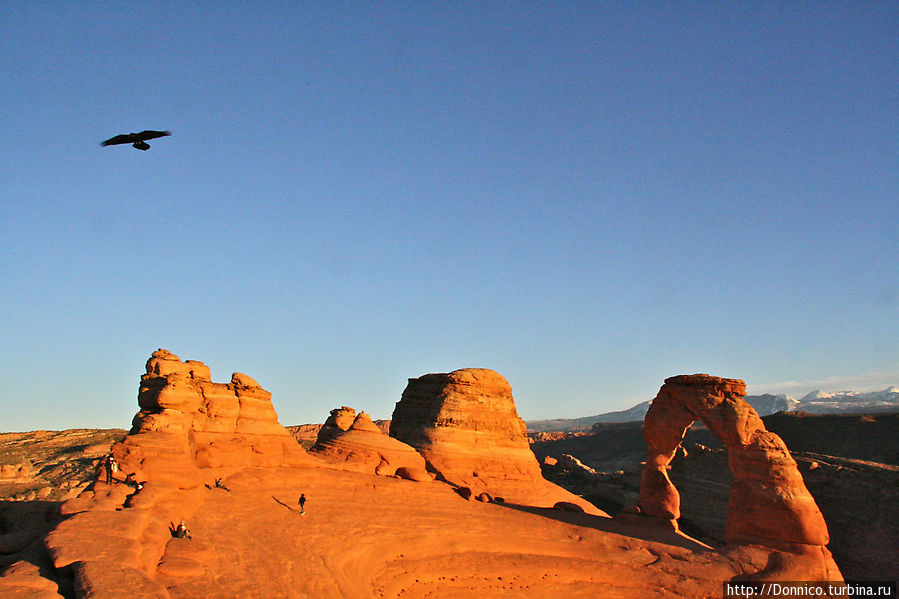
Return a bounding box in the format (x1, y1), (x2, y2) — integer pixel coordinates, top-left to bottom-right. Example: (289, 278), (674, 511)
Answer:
(311, 410), (430, 480)
(114, 349), (312, 487)
(37, 350), (316, 596)
(390, 369), (603, 512)
(314, 406), (358, 445)
(633, 374), (840, 579)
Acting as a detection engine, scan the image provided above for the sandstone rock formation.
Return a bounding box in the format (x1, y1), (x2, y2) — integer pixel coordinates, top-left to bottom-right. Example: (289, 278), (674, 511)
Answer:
(390, 368), (604, 513)
(290, 415), (390, 450)
(3, 361), (872, 596)
(114, 349), (313, 487)
(37, 350), (317, 597)
(629, 374), (841, 580)
(310, 410), (430, 479)
(314, 406), (358, 445)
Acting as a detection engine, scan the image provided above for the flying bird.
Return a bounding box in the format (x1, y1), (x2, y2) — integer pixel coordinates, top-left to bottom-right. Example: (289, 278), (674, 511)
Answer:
(100, 130), (171, 151)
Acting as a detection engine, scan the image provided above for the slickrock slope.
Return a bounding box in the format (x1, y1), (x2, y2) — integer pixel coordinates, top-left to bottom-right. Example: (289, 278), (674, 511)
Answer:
(390, 369), (605, 513)
(32, 350), (317, 598)
(3, 361), (860, 598)
(3, 461), (843, 599)
(0, 430), (127, 599)
(310, 410), (431, 479)
(626, 374), (841, 581)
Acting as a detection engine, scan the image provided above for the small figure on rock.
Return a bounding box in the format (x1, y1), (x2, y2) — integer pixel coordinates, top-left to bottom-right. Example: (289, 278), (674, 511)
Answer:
(214, 478), (230, 492)
(104, 455), (118, 484)
(298, 493), (306, 515)
(172, 520), (191, 540)
(124, 473), (144, 492)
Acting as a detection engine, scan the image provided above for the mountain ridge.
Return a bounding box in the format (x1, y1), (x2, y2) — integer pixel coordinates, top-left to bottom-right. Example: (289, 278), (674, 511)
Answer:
(527, 387), (899, 432)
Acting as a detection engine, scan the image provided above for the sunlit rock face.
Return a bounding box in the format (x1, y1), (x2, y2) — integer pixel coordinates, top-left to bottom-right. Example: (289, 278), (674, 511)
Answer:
(310, 410), (430, 479)
(41, 349), (317, 593)
(390, 368), (603, 513)
(314, 406), (358, 446)
(118, 349), (313, 488)
(633, 373), (841, 580)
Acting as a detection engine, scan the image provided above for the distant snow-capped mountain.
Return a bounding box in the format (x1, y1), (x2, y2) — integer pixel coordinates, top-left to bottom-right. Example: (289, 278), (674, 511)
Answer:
(526, 387), (899, 432)
(593, 393), (803, 423)
(746, 393), (801, 416)
(794, 387), (899, 414)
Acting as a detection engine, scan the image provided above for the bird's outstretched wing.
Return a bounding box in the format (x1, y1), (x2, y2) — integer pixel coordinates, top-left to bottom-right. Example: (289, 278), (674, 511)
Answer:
(100, 134), (134, 146)
(135, 130), (171, 141)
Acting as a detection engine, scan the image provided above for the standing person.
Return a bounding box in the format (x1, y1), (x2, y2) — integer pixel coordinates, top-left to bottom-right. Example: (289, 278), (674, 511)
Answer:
(298, 493), (306, 515)
(104, 455), (118, 484)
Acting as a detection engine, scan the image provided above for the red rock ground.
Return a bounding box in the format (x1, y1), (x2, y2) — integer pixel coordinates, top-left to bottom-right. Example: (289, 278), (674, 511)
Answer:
(126, 466), (744, 599)
(2, 456), (769, 598)
(0, 357), (864, 596)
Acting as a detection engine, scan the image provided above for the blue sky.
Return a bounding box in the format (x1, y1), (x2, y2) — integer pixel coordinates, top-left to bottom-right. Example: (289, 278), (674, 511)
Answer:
(1, 2), (896, 431)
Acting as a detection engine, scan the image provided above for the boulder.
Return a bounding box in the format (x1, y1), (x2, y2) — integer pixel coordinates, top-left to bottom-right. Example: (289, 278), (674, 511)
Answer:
(553, 501), (585, 513)
(390, 368), (605, 514)
(395, 466), (432, 482)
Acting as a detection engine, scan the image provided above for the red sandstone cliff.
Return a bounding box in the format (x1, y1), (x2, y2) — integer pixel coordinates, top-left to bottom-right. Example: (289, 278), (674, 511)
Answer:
(390, 368), (606, 513)
(625, 374), (842, 581)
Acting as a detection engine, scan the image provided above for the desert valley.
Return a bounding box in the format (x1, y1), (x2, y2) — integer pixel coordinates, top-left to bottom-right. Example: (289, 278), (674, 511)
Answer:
(1, 349), (896, 598)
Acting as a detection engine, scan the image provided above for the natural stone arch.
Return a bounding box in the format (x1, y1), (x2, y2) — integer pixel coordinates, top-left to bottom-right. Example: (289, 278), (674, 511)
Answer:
(635, 374), (830, 553)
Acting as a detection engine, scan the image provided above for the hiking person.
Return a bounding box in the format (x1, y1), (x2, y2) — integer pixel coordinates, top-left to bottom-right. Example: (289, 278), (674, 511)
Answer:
(173, 520), (191, 539)
(214, 478), (230, 491)
(298, 493), (306, 515)
(104, 455), (118, 484)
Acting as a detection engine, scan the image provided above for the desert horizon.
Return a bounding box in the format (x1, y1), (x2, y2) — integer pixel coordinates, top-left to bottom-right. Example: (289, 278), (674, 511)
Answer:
(1, 348), (896, 598)
(3, 3), (896, 597)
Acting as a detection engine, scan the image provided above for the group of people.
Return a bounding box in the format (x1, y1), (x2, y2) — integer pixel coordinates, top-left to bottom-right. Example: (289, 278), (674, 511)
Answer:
(170, 493), (307, 541)
(102, 455), (143, 491)
(173, 520), (191, 539)
(103, 455), (118, 484)
(103, 453), (310, 541)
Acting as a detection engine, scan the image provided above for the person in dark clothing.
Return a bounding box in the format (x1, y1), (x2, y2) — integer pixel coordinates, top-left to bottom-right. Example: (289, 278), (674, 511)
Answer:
(214, 478), (230, 491)
(298, 493), (306, 515)
(124, 473), (144, 492)
(104, 455), (118, 484)
(173, 520), (191, 539)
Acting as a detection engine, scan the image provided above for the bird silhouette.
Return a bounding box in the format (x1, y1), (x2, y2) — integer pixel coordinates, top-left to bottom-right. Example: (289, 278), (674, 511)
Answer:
(101, 130), (171, 151)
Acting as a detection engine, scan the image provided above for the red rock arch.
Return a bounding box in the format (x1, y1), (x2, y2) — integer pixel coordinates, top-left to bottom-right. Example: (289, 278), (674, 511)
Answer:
(637, 374), (830, 553)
